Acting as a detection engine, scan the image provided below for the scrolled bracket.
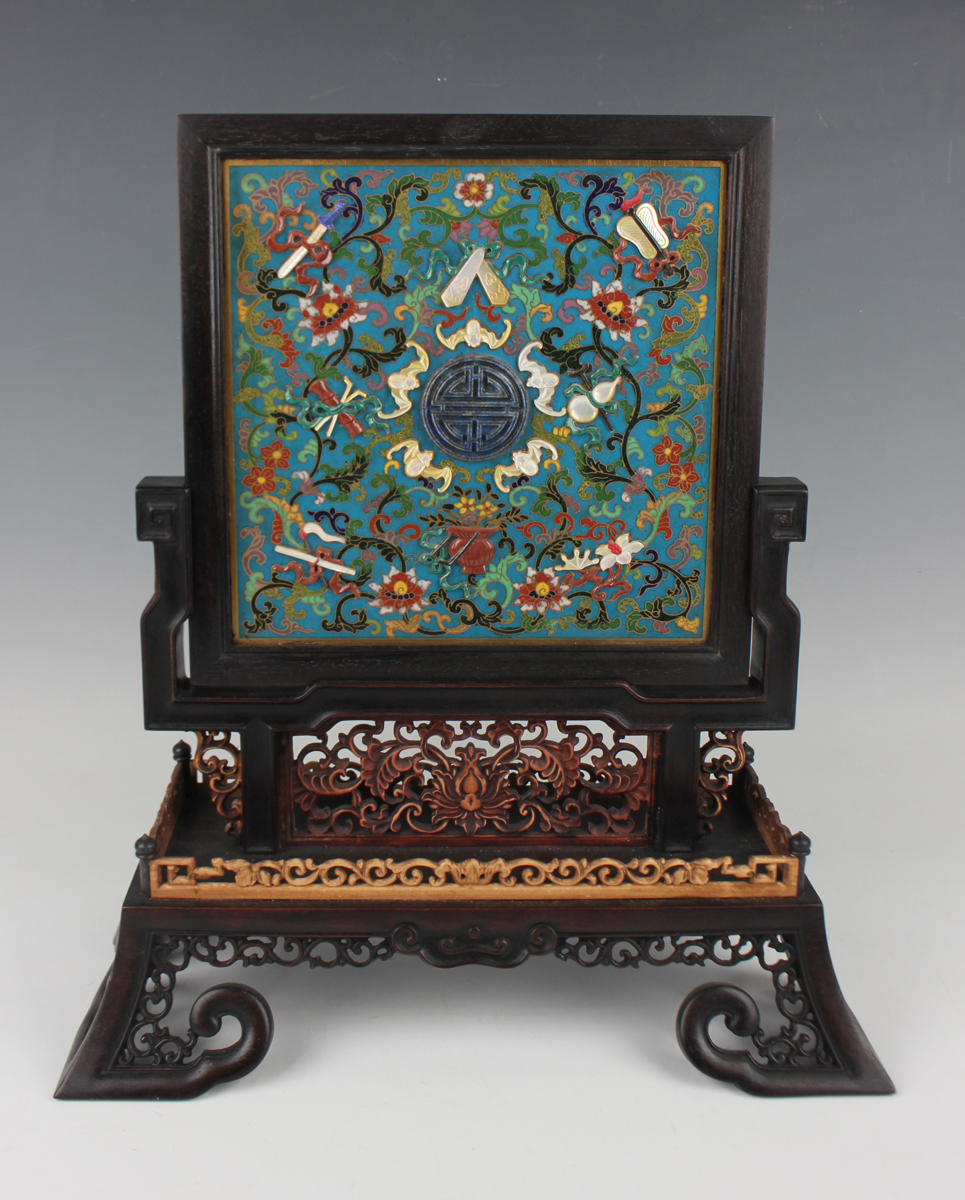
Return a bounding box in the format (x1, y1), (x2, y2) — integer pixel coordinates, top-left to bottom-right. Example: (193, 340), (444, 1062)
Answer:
(697, 730), (747, 834)
(193, 731), (243, 837)
(115, 983), (272, 1100)
(173, 983), (274, 1092)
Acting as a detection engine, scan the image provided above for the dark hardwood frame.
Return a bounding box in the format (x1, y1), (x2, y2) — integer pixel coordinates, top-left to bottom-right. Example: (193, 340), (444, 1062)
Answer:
(142, 114), (801, 856)
(56, 115), (893, 1100)
(176, 113), (773, 700)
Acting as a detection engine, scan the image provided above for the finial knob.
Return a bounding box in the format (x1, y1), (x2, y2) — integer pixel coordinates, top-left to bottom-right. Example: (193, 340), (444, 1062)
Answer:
(789, 831), (811, 858)
(135, 835), (157, 860)
(135, 835), (157, 895)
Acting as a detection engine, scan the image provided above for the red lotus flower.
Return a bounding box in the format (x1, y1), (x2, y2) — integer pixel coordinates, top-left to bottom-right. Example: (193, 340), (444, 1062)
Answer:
(667, 462), (700, 492)
(369, 568), (430, 615)
(653, 435), (683, 466)
(454, 172), (493, 209)
(296, 281), (368, 348)
(260, 440), (291, 470)
(576, 280), (648, 344)
(512, 567), (572, 616)
(242, 466), (276, 495)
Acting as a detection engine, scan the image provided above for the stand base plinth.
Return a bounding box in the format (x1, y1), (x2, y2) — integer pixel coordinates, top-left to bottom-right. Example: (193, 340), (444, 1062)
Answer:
(56, 877), (893, 1100)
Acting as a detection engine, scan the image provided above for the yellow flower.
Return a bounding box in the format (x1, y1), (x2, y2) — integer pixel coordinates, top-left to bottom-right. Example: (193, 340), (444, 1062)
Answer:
(676, 616), (700, 633)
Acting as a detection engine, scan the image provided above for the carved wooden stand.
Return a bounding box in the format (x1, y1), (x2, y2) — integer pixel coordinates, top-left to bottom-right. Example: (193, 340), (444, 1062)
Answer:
(55, 471), (893, 1099)
(57, 858), (892, 1099)
(56, 115), (893, 1100)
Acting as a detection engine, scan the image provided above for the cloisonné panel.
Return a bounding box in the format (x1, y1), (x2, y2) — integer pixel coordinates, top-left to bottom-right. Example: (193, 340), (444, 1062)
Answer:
(225, 158), (724, 644)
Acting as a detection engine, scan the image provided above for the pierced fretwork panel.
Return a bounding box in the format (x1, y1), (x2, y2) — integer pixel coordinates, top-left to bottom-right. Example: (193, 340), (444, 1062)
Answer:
(192, 731), (242, 837)
(697, 729), (746, 837)
(285, 718), (655, 843)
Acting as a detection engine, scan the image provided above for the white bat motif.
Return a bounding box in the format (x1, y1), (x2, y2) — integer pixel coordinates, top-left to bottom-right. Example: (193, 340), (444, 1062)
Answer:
(385, 439), (454, 493)
(380, 342), (430, 420)
(518, 341), (564, 416)
(493, 438), (559, 493)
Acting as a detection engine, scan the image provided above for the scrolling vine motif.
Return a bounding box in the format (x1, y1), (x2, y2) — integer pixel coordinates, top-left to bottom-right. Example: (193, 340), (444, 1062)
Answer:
(153, 852), (791, 894)
(291, 718), (653, 839)
(192, 732), (243, 837)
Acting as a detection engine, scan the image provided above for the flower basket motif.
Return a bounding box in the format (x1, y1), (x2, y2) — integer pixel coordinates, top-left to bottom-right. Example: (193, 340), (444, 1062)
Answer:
(446, 526), (499, 574)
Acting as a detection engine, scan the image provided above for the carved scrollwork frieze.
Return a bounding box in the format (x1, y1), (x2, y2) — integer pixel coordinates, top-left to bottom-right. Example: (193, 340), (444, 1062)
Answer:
(150, 851), (797, 900)
(290, 718), (654, 841)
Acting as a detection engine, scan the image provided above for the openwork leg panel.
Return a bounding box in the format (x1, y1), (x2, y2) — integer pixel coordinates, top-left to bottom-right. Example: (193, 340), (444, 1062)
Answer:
(57, 885), (892, 1100)
(559, 928), (892, 1096)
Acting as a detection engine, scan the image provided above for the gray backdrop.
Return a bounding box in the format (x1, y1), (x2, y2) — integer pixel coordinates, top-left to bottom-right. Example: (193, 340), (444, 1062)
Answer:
(2, 2), (962, 1196)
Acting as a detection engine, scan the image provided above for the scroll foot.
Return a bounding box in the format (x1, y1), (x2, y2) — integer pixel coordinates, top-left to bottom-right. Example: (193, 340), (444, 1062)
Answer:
(56, 927), (274, 1100)
(676, 972), (893, 1097)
